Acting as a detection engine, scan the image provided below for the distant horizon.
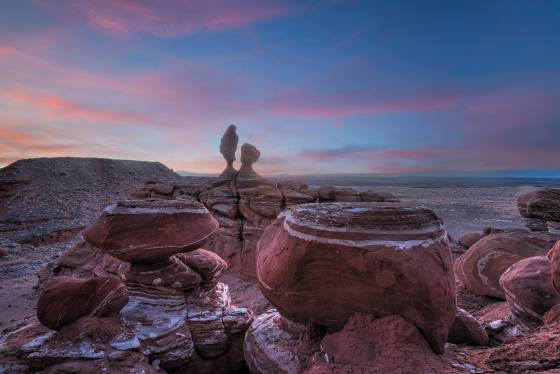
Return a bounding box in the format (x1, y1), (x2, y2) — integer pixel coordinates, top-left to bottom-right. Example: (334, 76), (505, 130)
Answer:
(2, 155), (560, 179)
(1, 1), (559, 176)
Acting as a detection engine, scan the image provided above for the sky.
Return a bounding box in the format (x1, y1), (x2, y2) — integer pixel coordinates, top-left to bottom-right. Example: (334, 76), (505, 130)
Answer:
(0, 0), (559, 176)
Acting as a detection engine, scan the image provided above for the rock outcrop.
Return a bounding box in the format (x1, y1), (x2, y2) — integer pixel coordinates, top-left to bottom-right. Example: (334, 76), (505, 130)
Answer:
(454, 231), (559, 298)
(256, 202), (456, 354)
(238, 143), (261, 179)
(517, 189), (560, 232)
(0, 197), (253, 373)
(499, 255), (560, 330)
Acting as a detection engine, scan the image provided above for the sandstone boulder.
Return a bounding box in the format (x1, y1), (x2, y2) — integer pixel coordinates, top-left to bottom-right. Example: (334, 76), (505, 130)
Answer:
(256, 202), (456, 353)
(83, 199), (219, 264)
(454, 231), (559, 298)
(548, 240), (560, 292)
(458, 231), (486, 248)
(447, 308), (489, 346)
(499, 256), (560, 330)
(175, 248), (228, 284)
(126, 255), (202, 290)
(37, 276), (129, 330)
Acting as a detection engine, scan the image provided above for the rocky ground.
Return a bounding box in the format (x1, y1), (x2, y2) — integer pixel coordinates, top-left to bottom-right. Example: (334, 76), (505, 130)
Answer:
(2, 157), (560, 373)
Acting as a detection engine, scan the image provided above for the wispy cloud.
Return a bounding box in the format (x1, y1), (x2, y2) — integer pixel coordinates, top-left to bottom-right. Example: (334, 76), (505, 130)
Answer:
(68, 0), (296, 37)
(0, 89), (153, 124)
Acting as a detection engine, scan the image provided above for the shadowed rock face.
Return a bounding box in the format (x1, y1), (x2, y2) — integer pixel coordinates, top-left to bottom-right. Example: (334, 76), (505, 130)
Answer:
(37, 276), (129, 330)
(448, 308), (489, 346)
(500, 256), (560, 330)
(83, 198), (219, 264)
(306, 314), (462, 374)
(219, 125), (239, 179)
(256, 202), (456, 354)
(454, 231), (560, 299)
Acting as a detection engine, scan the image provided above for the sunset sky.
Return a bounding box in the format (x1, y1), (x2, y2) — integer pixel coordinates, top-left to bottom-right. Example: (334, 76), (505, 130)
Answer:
(0, 1), (559, 176)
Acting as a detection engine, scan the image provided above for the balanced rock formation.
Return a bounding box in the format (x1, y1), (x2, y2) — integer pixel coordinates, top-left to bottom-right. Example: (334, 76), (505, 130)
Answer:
(219, 124), (239, 179)
(37, 276), (129, 330)
(83, 198), (218, 264)
(499, 256), (560, 330)
(1, 197), (253, 373)
(238, 143), (261, 179)
(454, 231), (559, 298)
(548, 240), (560, 292)
(255, 202), (456, 354)
(517, 188), (560, 232)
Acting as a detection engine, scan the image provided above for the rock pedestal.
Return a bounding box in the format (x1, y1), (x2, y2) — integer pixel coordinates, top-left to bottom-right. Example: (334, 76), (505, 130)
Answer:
(256, 202), (456, 354)
(1, 198), (253, 373)
(244, 202), (458, 374)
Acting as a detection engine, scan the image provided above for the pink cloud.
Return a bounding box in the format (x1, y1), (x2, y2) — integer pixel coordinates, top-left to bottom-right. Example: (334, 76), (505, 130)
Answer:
(70, 0), (295, 37)
(0, 89), (153, 124)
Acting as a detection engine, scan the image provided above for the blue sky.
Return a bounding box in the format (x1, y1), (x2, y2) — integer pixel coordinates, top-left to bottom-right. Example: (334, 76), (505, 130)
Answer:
(0, 0), (559, 176)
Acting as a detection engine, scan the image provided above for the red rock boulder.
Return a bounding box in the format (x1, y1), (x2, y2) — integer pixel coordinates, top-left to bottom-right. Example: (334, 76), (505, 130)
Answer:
(548, 240), (560, 292)
(499, 256), (560, 329)
(83, 199), (218, 264)
(256, 202), (456, 353)
(447, 308), (489, 346)
(175, 248), (228, 284)
(37, 276), (128, 330)
(517, 188), (560, 222)
(454, 231), (559, 298)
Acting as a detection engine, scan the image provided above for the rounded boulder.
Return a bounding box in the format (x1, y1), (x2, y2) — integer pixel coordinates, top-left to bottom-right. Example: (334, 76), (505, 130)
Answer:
(256, 202), (456, 354)
(83, 199), (219, 264)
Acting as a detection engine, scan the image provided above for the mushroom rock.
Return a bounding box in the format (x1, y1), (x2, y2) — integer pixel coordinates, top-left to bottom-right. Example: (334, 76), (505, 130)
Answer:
(219, 124), (239, 179)
(256, 202), (456, 354)
(548, 240), (560, 292)
(499, 256), (560, 330)
(454, 231), (559, 298)
(37, 276), (129, 330)
(175, 248), (228, 284)
(237, 143), (261, 179)
(244, 309), (320, 374)
(447, 308), (489, 346)
(306, 314), (462, 374)
(83, 198), (219, 264)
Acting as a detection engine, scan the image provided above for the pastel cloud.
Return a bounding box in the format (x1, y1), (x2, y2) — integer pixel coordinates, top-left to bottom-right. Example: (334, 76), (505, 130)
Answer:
(69, 0), (295, 36)
(0, 89), (153, 125)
